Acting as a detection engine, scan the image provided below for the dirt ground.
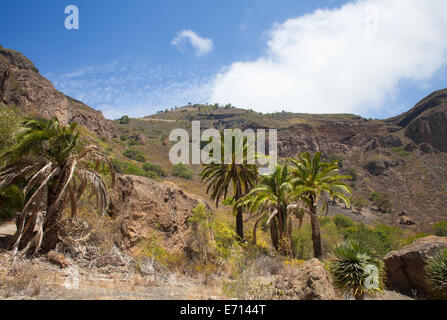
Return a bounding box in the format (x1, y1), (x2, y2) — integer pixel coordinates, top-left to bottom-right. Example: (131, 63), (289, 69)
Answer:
(0, 220), (412, 301)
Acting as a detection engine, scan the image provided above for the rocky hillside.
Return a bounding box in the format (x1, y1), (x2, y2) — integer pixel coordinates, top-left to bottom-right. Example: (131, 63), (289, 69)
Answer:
(1, 45), (445, 231)
(0, 45), (116, 139)
(137, 94), (447, 230)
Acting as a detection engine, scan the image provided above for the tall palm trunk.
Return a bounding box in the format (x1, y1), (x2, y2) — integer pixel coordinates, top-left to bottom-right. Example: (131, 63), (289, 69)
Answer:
(234, 187), (244, 242)
(270, 208), (293, 256)
(235, 205), (244, 242)
(309, 199), (323, 260)
(41, 167), (70, 252)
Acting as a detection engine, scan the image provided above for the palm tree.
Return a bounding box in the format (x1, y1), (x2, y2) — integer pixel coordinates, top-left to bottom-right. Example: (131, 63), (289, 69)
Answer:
(200, 132), (258, 241)
(289, 152), (351, 259)
(237, 164), (304, 256)
(0, 118), (114, 255)
(329, 240), (384, 300)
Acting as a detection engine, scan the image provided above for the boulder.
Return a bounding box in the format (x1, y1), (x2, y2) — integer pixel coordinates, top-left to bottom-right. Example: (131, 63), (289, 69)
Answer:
(398, 210), (409, 217)
(379, 135), (403, 148)
(384, 236), (447, 296)
(129, 133), (148, 145)
(47, 251), (70, 268)
(109, 175), (209, 253)
(274, 259), (339, 300)
(364, 160), (389, 176)
(403, 143), (417, 152)
(398, 216), (415, 226)
(419, 143), (434, 154)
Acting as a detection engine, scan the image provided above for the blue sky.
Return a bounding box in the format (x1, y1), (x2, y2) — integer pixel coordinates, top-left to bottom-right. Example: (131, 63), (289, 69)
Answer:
(1, 0), (447, 119)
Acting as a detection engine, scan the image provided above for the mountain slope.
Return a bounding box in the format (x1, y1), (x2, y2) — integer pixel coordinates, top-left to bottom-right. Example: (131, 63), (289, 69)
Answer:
(0, 45), (116, 139)
(1, 45), (445, 231)
(132, 96), (447, 230)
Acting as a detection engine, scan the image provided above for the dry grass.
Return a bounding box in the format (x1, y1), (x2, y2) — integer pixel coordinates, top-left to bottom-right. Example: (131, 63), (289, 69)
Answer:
(0, 254), (49, 298)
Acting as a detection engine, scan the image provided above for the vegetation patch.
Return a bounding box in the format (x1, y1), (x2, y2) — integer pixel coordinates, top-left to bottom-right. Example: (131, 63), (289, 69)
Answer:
(433, 222), (447, 237)
(172, 163), (194, 180)
(142, 162), (167, 177)
(123, 148), (146, 163)
(393, 147), (412, 157)
(111, 159), (159, 180)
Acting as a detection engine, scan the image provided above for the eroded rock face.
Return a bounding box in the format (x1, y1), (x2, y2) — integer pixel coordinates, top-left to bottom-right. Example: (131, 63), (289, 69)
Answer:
(109, 175), (208, 253)
(0, 46), (117, 139)
(384, 236), (447, 296)
(129, 133), (148, 145)
(274, 259), (339, 300)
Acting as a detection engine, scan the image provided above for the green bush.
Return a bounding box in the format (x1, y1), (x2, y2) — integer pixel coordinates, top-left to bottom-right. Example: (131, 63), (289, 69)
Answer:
(119, 115), (130, 124)
(172, 163), (193, 180)
(142, 163), (167, 177)
(0, 185), (24, 220)
(352, 195), (368, 211)
(425, 248), (447, 299)
(342, 223), (392, 257)
(123, 148), (146, 163)
(369, 192), (392, 213)
(347, 167), (358, 181)
(0, 105), (22, 152)
(433, 222), (447, 237)
(334, 214), (355, 229)
(111, 159), (158, 180)
(291, 226), (313, 260)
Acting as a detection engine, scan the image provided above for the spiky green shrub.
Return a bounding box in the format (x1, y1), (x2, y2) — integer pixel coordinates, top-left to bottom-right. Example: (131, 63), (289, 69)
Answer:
(329, 240), (384, 300)
(425, 248), (447, 299)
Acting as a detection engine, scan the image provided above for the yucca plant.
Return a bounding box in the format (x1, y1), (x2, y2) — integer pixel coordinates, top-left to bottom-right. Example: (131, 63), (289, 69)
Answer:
(329, 240), (384, 300)
(425, 248), (447, 299)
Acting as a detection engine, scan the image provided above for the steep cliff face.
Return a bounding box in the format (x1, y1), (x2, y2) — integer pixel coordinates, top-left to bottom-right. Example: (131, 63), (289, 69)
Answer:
(388, 89), (447, 152)
(0, 45), (117, 139)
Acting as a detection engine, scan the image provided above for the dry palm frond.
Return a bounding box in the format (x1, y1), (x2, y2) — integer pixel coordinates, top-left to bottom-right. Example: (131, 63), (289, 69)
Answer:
(0, 164), (36, 190)
(55, 160), (77, 205)
(76, 169), (110, 218)
(23, 162), (52, 196)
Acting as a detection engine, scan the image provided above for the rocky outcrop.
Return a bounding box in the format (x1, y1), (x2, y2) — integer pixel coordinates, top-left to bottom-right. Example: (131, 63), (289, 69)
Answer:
(403, 143), (417, 152)
(0, 45), (117, 139)
(129, 133), (148, 145)
(363, 158), (402, 176)
(109, 175), (208, 253)
(398, 216), (416, 226)
(418, 143), (434, 154)
(384, 236), (447, 296)
(274, 259), (339, 300)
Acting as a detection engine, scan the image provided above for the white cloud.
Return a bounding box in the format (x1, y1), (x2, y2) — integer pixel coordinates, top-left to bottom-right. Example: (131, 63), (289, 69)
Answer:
(172, 30), (214, 57)
(210, 0), (447, 115)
